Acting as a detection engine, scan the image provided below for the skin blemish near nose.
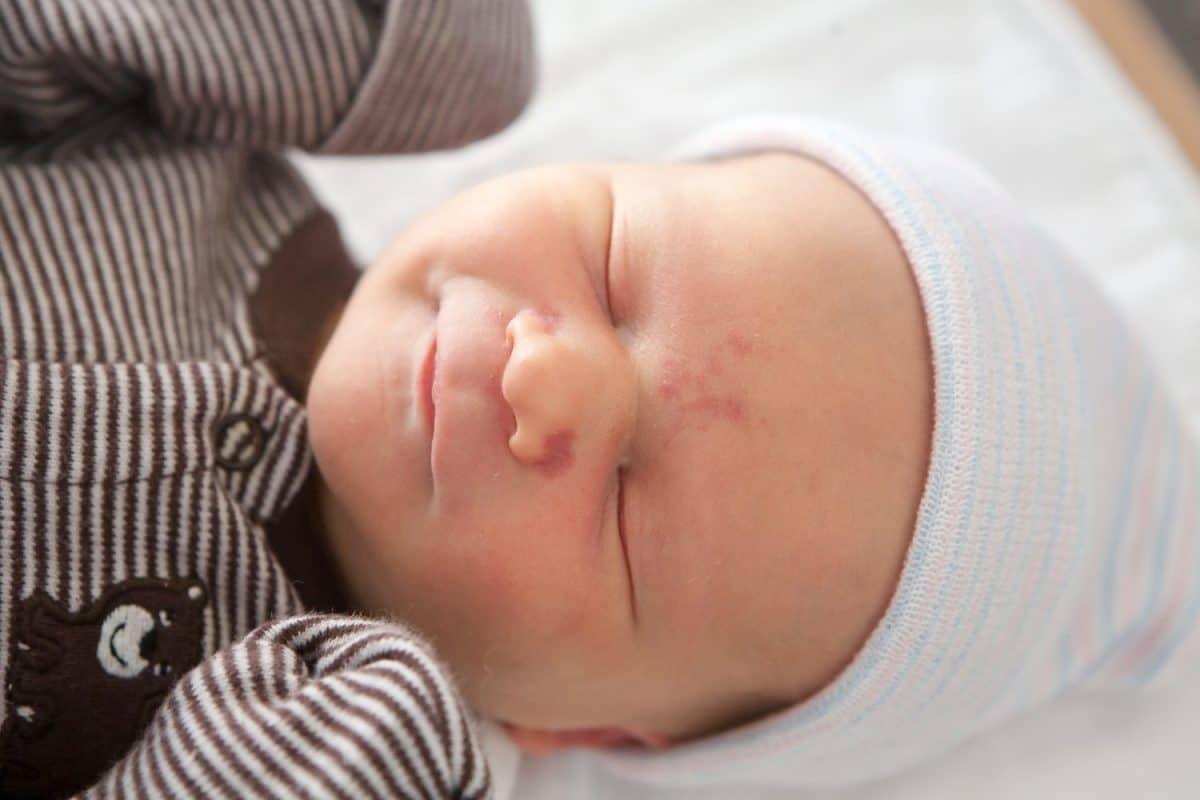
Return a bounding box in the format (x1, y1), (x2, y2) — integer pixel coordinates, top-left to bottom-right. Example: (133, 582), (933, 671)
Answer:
(534, 306), (562, 332)
(690, 394), (746, 424)
(534, 430), (575, 477)
(727, 332), (755, 357)
(658, 356), (691, 401)
(657, 350), (749, 436)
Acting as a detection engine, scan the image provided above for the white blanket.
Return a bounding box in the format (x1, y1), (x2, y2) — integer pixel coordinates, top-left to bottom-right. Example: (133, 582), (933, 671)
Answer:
(297, 0), (1200, 796)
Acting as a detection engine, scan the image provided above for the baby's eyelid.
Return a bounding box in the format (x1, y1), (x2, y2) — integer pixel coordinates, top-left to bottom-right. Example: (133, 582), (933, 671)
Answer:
(616, 467), (626, 526)
(614, 467), (638, 624)
(602, 183), (620, 321)
(603, 252), (616, 320)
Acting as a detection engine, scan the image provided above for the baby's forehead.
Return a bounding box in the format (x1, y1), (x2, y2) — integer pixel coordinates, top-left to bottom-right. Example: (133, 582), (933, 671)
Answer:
(656, 152), (912, 282)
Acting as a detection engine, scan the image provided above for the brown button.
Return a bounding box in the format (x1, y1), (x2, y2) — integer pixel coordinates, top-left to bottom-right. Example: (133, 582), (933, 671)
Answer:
(213, 413), (268, 471)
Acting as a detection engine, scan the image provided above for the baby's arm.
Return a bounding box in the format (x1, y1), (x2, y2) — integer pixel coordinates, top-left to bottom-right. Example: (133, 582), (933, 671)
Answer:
(2, 0), (535, 154)
(81, 615), (491, 799)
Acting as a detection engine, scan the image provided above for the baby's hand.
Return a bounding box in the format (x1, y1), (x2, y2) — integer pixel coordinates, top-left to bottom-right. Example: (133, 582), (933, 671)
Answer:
(85, 615), (490, 799)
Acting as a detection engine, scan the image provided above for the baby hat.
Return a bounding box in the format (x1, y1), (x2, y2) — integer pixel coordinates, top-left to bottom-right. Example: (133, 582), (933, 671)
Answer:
(593, 117), (1200, 789)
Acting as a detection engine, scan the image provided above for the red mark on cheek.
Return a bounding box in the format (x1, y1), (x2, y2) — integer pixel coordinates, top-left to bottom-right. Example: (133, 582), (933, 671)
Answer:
(656, 346), (750, 437)
(658, 356), (691, 401)
(705, 350), (726, 377)
(689, 394), (746, 423)
(535, 306), (562, 332)
(534, 430), (575, 477)
(727, 333), (754, 357)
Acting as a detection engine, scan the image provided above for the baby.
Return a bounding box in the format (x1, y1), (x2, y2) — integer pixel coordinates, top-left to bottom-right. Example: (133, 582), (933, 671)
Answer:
(308, 144), (929, 753)
(309, 118), (1200, 788)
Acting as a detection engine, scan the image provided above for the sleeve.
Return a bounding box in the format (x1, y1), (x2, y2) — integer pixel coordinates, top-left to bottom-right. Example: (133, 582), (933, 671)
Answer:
(0, 0), (536, 154)
(76, 615), (492, 800)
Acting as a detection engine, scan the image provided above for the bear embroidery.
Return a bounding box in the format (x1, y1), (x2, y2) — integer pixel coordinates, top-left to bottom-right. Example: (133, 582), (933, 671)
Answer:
(1, 577), (208, 800)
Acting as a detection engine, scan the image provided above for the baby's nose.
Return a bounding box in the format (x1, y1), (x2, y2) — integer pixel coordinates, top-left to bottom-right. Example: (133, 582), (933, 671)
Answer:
(502, 309), (636, 472)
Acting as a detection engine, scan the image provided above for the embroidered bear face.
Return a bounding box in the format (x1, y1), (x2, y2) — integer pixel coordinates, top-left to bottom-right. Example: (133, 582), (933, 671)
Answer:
(1, 577), (207, 800)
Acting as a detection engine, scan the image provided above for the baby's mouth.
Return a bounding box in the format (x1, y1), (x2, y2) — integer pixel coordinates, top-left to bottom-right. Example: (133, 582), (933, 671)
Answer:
(418, 334), (437, 439)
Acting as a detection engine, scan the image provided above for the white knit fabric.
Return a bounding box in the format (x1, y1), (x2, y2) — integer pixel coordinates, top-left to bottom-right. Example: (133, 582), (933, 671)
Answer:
(592, 118), (1200, 789)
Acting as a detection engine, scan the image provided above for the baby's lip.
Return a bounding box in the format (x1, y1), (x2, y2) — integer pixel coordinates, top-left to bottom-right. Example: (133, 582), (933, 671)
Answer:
(417, 331), (437, 441)
(427, 299), (513, 487)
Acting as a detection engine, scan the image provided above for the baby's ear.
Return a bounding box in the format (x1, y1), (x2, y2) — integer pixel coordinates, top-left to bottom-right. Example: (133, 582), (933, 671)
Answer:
(502, 723), (673, 756)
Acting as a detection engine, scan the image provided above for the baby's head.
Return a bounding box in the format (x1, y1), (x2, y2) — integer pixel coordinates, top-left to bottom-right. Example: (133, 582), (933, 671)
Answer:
(306, 142), (932, 750)
(313, 119), (1193, 787)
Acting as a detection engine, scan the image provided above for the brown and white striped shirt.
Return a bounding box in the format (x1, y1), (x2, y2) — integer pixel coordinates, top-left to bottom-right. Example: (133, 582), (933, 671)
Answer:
(0, 1), (535, 797)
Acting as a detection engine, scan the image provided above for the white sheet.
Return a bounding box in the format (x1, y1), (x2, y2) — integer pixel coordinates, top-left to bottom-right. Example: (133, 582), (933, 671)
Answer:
(296, 0), (1200, 796)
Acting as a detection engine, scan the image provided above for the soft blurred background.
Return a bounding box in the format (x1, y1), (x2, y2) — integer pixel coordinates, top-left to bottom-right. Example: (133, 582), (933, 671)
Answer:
(298, 0), (1200, 796)
(1143, 0), (1200, 77)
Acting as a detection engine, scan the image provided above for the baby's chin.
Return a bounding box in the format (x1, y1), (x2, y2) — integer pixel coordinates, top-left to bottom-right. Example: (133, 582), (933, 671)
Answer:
(464, 658), (799, 756)
(492, 686), (800, 756)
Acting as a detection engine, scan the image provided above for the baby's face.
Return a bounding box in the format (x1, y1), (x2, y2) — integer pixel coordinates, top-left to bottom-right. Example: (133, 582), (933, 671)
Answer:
(307, 153), (931, 748)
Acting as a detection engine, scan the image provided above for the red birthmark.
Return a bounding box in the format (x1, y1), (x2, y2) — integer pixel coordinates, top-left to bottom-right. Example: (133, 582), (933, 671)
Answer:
(535, 306), (562, 332)
(658, 356), (691, 401)
(534, 430), (575, 476)
(727, 332), (754, 357)
(686, 393), (746, 423)
(656, 346), (749, 438)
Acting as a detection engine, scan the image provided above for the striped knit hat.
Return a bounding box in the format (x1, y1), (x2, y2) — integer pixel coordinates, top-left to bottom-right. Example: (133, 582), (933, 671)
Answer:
(593, 118), (1200, 788)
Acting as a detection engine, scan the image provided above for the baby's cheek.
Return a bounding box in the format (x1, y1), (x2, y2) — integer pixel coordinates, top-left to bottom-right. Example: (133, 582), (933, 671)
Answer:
(424, 518), (596, 650)
(407, 540), (546, 693)
(400, 524), (532, 646)
(307, 354), (374, 495)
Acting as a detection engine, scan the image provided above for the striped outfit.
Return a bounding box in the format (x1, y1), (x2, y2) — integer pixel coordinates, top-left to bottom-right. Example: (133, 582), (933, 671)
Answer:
(594, 118), (1200, 788)
(0, 1), (534, 797)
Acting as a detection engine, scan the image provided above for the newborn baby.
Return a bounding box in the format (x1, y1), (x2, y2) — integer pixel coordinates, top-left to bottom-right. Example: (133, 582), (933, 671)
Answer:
(308, 118), (1200, 787)
(310, 140), (929, 751)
